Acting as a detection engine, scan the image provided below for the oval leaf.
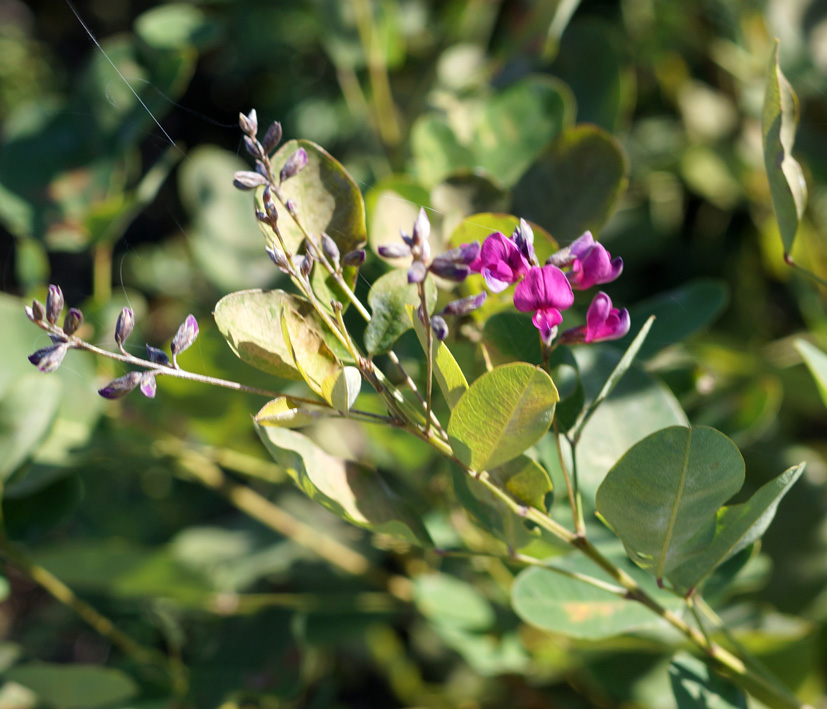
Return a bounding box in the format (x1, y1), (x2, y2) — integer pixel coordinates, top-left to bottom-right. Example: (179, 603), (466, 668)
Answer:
(255, 397), (328, 428)
(513, 125), (628, 243)
(5, 663), (137, 709)
(321, 366), (362, 413)
(408, 304), (468, 408)
(762, 40), (807, 255)
(364, 269), (436, 355)
(281, 304), (340, 395)
(448, 363), (559, 471)
(256, 425), (432, 546)
(596, 426), (745, 581)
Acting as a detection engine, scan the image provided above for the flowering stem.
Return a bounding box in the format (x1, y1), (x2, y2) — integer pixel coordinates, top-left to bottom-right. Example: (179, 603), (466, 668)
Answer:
(416, 282), (434, 434)
(553, 421), (584, 537)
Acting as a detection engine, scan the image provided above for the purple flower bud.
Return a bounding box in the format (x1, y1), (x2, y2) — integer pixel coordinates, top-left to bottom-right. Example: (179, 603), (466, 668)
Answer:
(146, 345), (170, 366)
(233, 171), (269, 190)
(98, 371), (142, 400)
(320, 233), (340, 265)
(239, 109), (258, 136)
(140, 372), (157, 398)
(28, 343), (68, 373)
(255, 209), (268, 223)
(262, 121), (282, 153)
(262, 186), (279, 224)
(559, 292), (630, 345)
(280, 148), (308, 183)
(411, 208), (430, 245)
(46, 285), (63, 325)
(512, 219), (536, 264)
(62, 308), (83, 336)
(27, 299), (45, 322)
(441, 292), (487, 317)
(171, 314), (199, 359)
(513, 265), (575, 341)
(265, 245), (290, 272)
(377, 243), (412, 260)
(407, 260), (427, 284)
(430, 315), (449, 341)
(115, 307), (134, 352)
(428, 257), (470, 282)
(341, 249), (366, 267)
(436, 241), (480, 266)
(243, 135), (260, 159)
(285, 199), (298, 217)
(298, 252), (314, 278)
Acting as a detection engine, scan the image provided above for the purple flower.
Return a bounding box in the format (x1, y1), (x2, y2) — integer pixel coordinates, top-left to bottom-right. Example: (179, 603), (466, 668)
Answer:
(565, 232), (623, 290)
(471, 232), (531, 293)
(513, 265), (574, 340)
(560, 292), (630, 344)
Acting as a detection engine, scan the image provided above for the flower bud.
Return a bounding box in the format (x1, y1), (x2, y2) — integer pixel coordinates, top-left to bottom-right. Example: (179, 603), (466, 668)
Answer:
(412, 208), (430, 246)
(441, 292), (487, 317)
(279, 148), (308, 183)
(341, 249), (366, 267)
(407, 260), (427, 284)
(115, 307), (134, 351)
(27, 299), (45, 322)
(98, 371), (142, 400)
(285, 199), (298, 217)
(62, 308), (83, 336)
(140, 372), (157, 399)
(233, 171), (269, 190)
(146, 345), (170, 366)
(262, 121), (282, 153)
(377, 243), (411, 260)
(239, 109), (258, 136)
(265, 245), (290, 272)
(46, 285), (63, 325)
(243, 135), (260, 159)
(428, 259), (469, 282)
(170, 314), (199, 359)
(513, 218), (535, 263)
(298, 252), (314, 278)
(320, 233), (340, 265)
(430, 315), (449, 341)
(28, 343), (68, 373)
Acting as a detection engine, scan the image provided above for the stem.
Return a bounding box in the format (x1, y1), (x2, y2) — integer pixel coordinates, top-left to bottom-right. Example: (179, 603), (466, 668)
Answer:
(785, 254), (827, 288)
(553, 421), (583, 537)
(416, 283), (434, 434)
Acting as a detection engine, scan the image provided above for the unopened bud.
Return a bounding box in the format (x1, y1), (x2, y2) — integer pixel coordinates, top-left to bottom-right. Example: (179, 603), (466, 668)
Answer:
(262, 121), (282, 153)
(438, 242), (480, 265)
(243, 135), (260, 159)
(430, 315), (449, 341)
(320, 233), (340, 265)
(27, 299), (45, 322)
(62, 308), (83, 336)
(341, 249), (366, 267)
(441, 292), (487, 317)
(407, 261), (427, 284)
(98, 371), (142, 400)
(298, 252), (314, 278)
(513, 218), (536, 263)
(262, 186), (278, 224)
(279, 148), (308, 183)
(285, 199), (298, 217)
(377, 243), (411, 260)
(28, 343), (68, 373)
(170, 314), (199, 359)
(412, 208), (431, 245)
(115, 307), (134, 351)
(265, 245), (290, 271)
(428, 259), (469, 282)
(146, 345), (170, 366)
(233, 171), (269, 190)
(140, 372), (157, 398)
(46, 285), (63, 325)
(239, 109), (258, 136)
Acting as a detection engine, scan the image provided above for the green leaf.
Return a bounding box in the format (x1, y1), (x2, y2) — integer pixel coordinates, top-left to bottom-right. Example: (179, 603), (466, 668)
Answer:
(762, 40), (807, 255)
(367, 176), (431, 263)
(667, 463), (804, 594)
(0, 374), (62, 481)
(511, 547), (683, 639)
(321, 366), (362, 413)
(281, 304), (341, 395)
(513, 125), (628, 243)
(256, 426), (432, 546)
(669, 652), (748, 708)
(179, 146), (277, 292)
(482, 311), (544, 365)
(363, 269), (436, 355)
(261, 139), (366, 257)
(135, 3), (219, 50)
(214, 289), (346, 380)
(4, 663), (137, 709)
(448, 363), (559, 471)
(596, 426), (745, 581)
(795, 339), (827, 409)
(255, 397), (329, 428)
(413, 573), (495, 630)
(411, 115), (474, 187)
(408, 305), (468, 408)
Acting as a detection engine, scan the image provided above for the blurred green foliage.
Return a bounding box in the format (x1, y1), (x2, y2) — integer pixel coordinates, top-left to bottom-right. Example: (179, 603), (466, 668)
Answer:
(1, 0), (827, 707)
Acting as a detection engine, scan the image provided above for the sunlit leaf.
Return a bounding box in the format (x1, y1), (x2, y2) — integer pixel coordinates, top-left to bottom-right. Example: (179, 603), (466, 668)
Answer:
(281, 304), (340, 395)
(363, 269), (436, 355)
(255, 397), (329, 428)
(408, 305), (468, 408)
(321, 366), (362, 413)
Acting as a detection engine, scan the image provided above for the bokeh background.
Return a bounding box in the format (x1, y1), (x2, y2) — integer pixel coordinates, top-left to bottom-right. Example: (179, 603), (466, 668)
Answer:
(1, 0), (827, 707)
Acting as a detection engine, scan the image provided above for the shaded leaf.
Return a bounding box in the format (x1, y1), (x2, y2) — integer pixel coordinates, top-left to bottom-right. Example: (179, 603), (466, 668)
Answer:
(413, 573), (495, 630)
(256, 426), (432, 546)
(513, 125), (628, 243)
(596, 426), (745, 581)
(669, 652), (748, 708)
(5, 663), (137, 709)
(448, 364), (558, 471)
(795, 339), (827, 409)
(281, 305), (340, 395)
(762, 40), (807, 255)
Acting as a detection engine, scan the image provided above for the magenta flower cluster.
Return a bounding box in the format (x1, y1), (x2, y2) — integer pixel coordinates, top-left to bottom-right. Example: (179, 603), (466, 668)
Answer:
(471, 223), (629, 345)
